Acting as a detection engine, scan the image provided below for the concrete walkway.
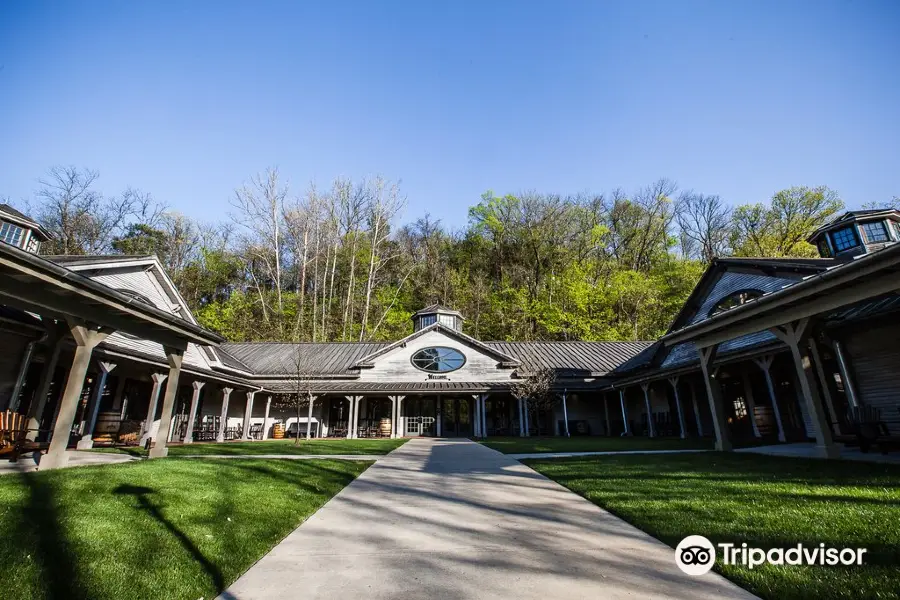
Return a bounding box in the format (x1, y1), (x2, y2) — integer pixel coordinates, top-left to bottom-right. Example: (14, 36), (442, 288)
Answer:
(508, 448), (711, 460)
(220, 438), (755, 600)
(737, 442), (900, 464)
(0, 450), (140, 475)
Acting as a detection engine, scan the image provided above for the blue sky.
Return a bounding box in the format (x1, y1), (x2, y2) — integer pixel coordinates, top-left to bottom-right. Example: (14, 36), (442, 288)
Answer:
(1, 1), (897, 229)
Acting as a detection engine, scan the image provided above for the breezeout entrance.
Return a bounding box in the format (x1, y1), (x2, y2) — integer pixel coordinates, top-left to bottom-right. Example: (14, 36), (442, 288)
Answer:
(441, 397), (472, 437)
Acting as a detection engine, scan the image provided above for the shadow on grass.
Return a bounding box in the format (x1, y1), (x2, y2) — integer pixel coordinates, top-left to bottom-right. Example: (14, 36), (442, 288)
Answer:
(113, 483), (225, 591)
(21, 474), (87, 600)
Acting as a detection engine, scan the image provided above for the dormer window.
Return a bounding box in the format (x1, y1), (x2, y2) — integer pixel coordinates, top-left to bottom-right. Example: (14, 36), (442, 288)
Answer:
(830, 226), (860, 253)
(709, 289), (763, 317)
(0, 222), (25, 247)
(861, 221), (889, 244)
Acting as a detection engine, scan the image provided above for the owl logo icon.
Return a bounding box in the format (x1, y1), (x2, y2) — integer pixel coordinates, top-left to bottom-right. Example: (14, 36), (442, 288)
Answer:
(675, 535), (716, 575)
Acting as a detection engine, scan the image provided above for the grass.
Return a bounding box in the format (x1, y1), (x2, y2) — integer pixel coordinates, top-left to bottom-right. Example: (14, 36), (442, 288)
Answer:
(479, 435), (713, 454)
(525, 452), (900, 600)
(0, 457), (370, 599)
(91, 437), (408, 457)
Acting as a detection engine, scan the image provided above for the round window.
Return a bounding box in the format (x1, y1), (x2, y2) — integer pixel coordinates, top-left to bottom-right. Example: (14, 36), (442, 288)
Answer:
(410, 347), (466, 373)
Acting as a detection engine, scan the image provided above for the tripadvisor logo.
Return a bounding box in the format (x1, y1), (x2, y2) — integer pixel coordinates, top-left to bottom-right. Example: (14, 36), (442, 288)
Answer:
(675, 535), (868, 575)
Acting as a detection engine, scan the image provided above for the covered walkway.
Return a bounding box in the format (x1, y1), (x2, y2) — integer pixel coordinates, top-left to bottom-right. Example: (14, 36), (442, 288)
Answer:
(220, 438), (754, 600)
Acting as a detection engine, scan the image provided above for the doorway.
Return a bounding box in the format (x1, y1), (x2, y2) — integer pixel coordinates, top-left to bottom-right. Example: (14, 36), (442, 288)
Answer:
(441, 397), (472, 437)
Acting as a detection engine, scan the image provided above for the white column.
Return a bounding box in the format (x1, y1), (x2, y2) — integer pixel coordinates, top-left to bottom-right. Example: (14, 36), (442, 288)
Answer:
(77, 361), (117, 449)
(216, 387), (232, 443)
(668, 377), (687, 439)
(148, 347), (185, 459)
(481, 394), (489, 438)
(182, 381), (205, 444)
(436, 396), (442, 437)
(641, 382), (656, 437)
(523, 398), (530, 437)
(41, 322), (112, 469)
(740, 370), (761, 438)
(561, 390), (570, 437)
(261, 395), (272, 440)
(8, 339), (37, 412)
(472, 395), (481, 437)
(517, 397), (524, 437)
(241, 391), (256, 440)
(397, 396), (405, 437)
(754, 356), (785, 442)
(619, 389), (631, 435)
(388, 396), (405, 438)
(345, 395), (362, 439)
(140, 373), (168, 444)
(306, 395), (316, 439)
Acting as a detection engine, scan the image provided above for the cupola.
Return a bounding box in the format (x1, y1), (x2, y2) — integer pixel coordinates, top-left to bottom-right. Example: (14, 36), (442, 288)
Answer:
(0, 204), (51, 254)
(808, 209), (900, 259)
(411, 304), (464, 332)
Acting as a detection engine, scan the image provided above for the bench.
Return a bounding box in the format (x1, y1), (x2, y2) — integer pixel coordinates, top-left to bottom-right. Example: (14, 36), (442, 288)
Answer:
(0, 410), (49, 462)
(846, 406), (900, 454)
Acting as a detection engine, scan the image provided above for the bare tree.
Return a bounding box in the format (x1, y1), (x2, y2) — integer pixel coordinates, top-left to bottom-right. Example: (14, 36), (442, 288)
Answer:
(510, 368), (559, 433)
(274, 346), (317, 445)
(675, 191), (732, 261)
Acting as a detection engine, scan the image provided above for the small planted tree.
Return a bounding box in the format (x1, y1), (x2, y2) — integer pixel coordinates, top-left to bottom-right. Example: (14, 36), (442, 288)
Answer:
(274, 346), (317, 445)
(510, 368), (559, 435)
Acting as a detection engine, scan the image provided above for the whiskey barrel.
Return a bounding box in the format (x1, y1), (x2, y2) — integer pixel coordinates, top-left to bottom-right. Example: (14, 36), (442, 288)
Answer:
(379, 418), (392, 437)
(273, 423), (285, 439)
(93, 412), (121, 444)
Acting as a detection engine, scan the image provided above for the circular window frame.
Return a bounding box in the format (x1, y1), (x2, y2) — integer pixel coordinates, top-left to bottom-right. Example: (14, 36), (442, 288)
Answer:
(410, 346), (467, 373)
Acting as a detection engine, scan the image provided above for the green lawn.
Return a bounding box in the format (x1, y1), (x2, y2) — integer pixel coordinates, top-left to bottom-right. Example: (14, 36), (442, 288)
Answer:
(526, 452), (900, 600)
(480, 435), (713, 454)
(92, 437), (408, 457)
(0, 458), (370, 599)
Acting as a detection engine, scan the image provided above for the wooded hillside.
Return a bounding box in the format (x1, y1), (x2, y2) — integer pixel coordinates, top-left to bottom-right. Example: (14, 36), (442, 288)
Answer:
(12, 165), (897, 343)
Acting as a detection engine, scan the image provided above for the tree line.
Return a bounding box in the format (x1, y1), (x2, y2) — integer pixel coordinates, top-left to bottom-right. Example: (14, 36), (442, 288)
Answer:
(8, 165), (897, 343)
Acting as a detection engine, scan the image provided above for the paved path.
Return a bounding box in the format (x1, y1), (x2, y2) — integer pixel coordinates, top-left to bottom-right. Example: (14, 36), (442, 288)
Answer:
(508, 448), (711, 460)
(0, 450), (139, 475)
(220, 438), (755, 600)
(737, 442), (900, 464)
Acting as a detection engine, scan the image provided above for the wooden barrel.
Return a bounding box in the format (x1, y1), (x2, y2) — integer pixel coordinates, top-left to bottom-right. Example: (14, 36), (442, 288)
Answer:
(379, 418), (392, 437)
(93, 412), (121, 444)
(273, 423), (285, 439)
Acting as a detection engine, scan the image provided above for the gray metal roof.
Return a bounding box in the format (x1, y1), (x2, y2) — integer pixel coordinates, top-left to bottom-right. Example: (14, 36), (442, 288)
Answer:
(257, 380), (513, 394)
(44, 254), (157, 267)
(484, 341), (653, 375)
(215, 348), (253, 372)
(411, 304), (464, 319)
(826, 293), (900, 324)
(222, 342), (391, 376)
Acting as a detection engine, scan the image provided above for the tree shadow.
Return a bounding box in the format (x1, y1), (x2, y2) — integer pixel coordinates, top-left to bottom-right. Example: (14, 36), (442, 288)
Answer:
(113, 483), (225, 591)
(20, 473), (88, 600)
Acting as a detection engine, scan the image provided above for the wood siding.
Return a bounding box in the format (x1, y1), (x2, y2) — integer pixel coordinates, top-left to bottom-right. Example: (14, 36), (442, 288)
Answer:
(845, 323), (900, 435)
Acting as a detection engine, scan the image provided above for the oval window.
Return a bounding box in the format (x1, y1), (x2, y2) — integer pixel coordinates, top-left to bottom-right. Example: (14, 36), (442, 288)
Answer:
(410, 347), (466, 373)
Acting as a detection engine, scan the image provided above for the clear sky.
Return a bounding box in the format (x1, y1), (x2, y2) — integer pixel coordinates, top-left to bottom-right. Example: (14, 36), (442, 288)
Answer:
(1, 0), (898, 229)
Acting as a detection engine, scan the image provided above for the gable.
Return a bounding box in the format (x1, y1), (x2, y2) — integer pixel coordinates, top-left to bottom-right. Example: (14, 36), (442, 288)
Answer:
(356, 329), (516, 383)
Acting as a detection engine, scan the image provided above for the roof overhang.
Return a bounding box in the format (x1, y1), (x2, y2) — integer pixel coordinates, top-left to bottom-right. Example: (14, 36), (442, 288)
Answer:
(0, 243), (224, 349)
(661, 243), (900, 348)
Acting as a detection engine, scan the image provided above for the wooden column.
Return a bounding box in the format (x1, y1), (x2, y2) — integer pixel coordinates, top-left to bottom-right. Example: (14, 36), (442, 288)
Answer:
(561, 390), (570, 437)
(216, 387), (232, 442)
(740, 368), (762, 438)
(523, 397), (530, 437)
(668, 377), (687, 439)
(149, 347), (185, 458)
(7, 339), (38, 412)
(517, 397), (525, 437)
(687, 380), (704, 437)
(261, 395), (272, 440)
(770, 319), (838, 458)
(345, 395), (363, 439)
(25, 322), (68, 441)
(182, 381), (205, 444)
(471, 395), (481, 437)
(603, 393), (612, 436)
(753, 356), (785, 442)
(40, 321), (112, 470)
(240, 390), (256, 441)
(76, 361), (117, 449)
(140, 372), (168, 445)
(808, 338), (841, 435)
(832, 340), (859, 409)
(698, 344), (732, 451)
(435, 396), (442, 437)
(619, 389), (631, 435)
(640, 382), (656, 437)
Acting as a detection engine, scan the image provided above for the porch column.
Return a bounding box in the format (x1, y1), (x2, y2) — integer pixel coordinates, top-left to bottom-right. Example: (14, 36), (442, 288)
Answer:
(25, 322), (67, 441)
(517, 397), (525, 437)
(241, 391), (256, 440)
(346, 395), (362, 439)
(261, 395), (272, 440)
(480, 394), (489, 437)
(753, 356), (785, 442)
(140, 373), (168, 445)
(306, 395), (317, 439)
(523, 398), (531, 437)
(808, 338), (841, 435)
(686, 380), (704, 437)
(698, 344), (732, 451)
(41, 321), (113, 470)
(640, 383), (656, 437)
(396, 396), (405, 437)
(770, 319), (838, 458)
(619, 389), (631, 435)
(603, 393), (612, 436)
(667, 377), (687, 439)
(561, 390), (570, 437)
(76, 361), (116, 449)
(435, 396), (442, 437)
(149, 347), (186, 459)
(216, 387), (233, 442)
(832, 340), (859, 409)
(182, 381), (205, 444)
(7, 339), (38, 412)
(472, 395), (485, 437)
(388, 396), (397, 438)
(739, 369), (762, 438)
